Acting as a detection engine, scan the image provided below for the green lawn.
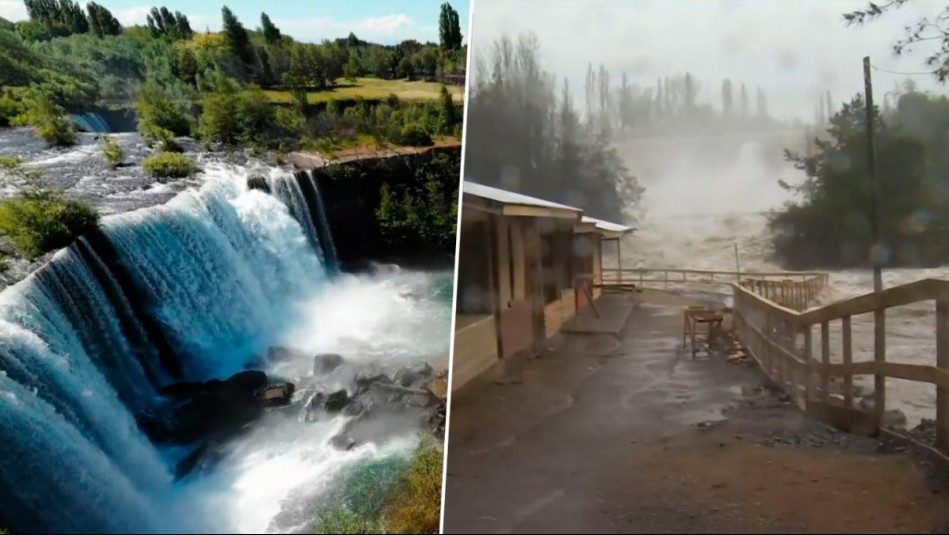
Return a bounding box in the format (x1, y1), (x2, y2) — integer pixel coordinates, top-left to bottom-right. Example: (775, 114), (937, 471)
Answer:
(265, 77), (464, 104)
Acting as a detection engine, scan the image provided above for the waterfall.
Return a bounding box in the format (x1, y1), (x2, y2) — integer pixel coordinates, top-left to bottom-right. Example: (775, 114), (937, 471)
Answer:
(309, 173), (340, 274)
(72, 112), (111, 134)
(0, 164), (329, 533)
(265, 171), (339, 274)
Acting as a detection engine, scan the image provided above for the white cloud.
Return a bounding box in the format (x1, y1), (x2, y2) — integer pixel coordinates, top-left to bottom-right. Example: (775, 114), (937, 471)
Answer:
(114, 6), (153, 27)
(274, 14), (421, 44)
(356, 14), (413, 36)
(0, 0), (27, 21)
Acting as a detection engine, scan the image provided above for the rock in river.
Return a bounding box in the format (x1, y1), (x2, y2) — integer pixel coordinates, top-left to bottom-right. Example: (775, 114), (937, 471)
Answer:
(313, 353), (344, 375)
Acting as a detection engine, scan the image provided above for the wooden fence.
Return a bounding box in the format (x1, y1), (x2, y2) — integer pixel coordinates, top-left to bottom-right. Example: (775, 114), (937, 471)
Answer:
(733, 276), (949, 456)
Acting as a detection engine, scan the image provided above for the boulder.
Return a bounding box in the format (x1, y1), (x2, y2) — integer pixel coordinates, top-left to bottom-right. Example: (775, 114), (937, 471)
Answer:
(427, 378), (448, 400)
(247, 175), (270, 193)
(330, 434), (357, 451)
(145, 370), (282, 443)
(325, 390), (349, 412)
(395, 363), (433, 388)
(257, 382), (295, 407)
(313, 353), (344, 375)
(304, 389), (351, 422)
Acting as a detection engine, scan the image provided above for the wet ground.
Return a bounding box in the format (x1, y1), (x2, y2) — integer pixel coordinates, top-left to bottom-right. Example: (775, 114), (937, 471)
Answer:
(443, 290), (949, 533)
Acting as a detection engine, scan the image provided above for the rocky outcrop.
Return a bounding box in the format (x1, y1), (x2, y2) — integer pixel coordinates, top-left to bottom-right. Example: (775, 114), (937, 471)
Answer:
(138, 370), (295, 445)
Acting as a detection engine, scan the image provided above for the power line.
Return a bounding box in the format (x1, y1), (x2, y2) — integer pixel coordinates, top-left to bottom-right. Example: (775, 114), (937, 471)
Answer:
(871, 64), (936, 76)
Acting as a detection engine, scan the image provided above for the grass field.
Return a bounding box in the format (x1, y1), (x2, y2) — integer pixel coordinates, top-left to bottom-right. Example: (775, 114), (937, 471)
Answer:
(265, 77), (464, 104)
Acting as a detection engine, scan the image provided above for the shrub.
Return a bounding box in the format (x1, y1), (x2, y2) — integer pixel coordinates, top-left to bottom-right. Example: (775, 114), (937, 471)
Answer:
(137, 82), (192, 144)
(0, 92), (18, 126)
(398, 122), (433, 147)
(142, 152), (197, 181)
(275, 106), (306, 139)
(101, 135), (124, 168)
(0, 190), (99, 258)
(383, 438), (443, 534)
(13, 87), (76, 147)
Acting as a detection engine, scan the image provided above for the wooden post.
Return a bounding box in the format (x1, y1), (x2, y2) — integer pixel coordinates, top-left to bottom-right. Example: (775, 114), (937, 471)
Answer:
(842, 316), (853, 409)
(821, 321), (830, 403)
(803, 325), (813, 402)
(874, 308), (886, 430)
(616, 239), (622, 286)
(734, 243), (741, 282)
(866, 56), (886, 429)
(937, 300), (949, 452)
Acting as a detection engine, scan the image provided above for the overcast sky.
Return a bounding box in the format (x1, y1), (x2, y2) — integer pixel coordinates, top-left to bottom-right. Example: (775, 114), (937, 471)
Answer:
(469, 0), (946, 122)
(0, 0), (469, 45)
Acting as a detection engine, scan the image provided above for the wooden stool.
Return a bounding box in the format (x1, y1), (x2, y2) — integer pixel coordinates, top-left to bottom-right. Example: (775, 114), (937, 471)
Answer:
(683, 306), (724, 358)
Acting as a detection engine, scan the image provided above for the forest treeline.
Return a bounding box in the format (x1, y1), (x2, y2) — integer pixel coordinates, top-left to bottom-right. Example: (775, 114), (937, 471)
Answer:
(464, 33), (643, 223)
(0, 1), (465, 122)
(770, 88), (949, 269)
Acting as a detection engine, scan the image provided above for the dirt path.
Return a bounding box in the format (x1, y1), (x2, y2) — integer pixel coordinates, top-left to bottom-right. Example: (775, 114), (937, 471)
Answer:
(443, 292), (949, 534)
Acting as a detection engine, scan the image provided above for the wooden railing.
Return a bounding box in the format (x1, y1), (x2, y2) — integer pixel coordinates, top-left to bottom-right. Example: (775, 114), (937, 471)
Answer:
(739, 274), (829, 311)
(602, 267), (827, 293)
(733, 277), (949, 455)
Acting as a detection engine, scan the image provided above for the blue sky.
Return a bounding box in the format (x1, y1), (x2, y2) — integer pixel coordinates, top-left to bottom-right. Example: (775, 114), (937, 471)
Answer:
(0, 0), (470, 44)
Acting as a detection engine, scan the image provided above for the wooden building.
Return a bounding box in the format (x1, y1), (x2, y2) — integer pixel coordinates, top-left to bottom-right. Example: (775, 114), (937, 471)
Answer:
(452, 182), (583, 392)
(573, 216), (636, 306)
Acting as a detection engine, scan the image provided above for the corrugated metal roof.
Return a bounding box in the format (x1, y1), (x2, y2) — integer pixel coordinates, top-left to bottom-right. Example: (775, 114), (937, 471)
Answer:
(582, 215), (635, 233)
(463, 181), (583, 213)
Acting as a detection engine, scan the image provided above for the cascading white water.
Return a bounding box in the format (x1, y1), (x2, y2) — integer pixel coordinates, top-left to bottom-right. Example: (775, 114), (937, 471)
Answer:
(0, 163), (451, 533)
(617, 134), (949, 426)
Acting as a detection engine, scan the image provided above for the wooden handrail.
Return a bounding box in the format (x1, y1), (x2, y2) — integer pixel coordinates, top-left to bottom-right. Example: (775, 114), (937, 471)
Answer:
(602, 267), (828, 278)
(731, 274), (949, 457)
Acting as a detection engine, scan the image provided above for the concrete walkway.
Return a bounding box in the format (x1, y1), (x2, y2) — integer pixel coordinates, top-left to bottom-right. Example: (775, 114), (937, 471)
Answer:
(443, 291), (949, 534)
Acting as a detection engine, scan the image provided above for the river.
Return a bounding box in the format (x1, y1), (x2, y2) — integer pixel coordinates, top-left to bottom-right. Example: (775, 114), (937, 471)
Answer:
(616, 133), (947, 427)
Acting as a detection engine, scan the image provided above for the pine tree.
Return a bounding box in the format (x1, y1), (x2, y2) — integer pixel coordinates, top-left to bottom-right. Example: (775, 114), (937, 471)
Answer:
(261, 12), (281, 44)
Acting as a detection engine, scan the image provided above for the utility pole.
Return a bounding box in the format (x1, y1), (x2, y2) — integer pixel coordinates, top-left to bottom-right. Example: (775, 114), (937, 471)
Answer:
(864, 56), (882, 294)
(864, 56), (885, 430)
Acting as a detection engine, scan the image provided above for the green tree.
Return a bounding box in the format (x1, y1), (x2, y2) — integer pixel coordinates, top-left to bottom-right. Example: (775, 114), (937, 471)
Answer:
(12, 86), (77, 146)
(770, 94), (939, 268)
(176, 46), (199, 87)
(261, 12), (281, 44)
(343, 54), (361, 83)
(222, 6), (254, 74)
(436, 85), (455, 135)
(438, 2), (462, 51)
(86, 2), (121, 38)
(136, 82), (192, 144)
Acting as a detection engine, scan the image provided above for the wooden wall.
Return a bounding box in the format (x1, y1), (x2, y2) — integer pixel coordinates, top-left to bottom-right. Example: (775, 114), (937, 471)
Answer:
(452, 315), (499, 392)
